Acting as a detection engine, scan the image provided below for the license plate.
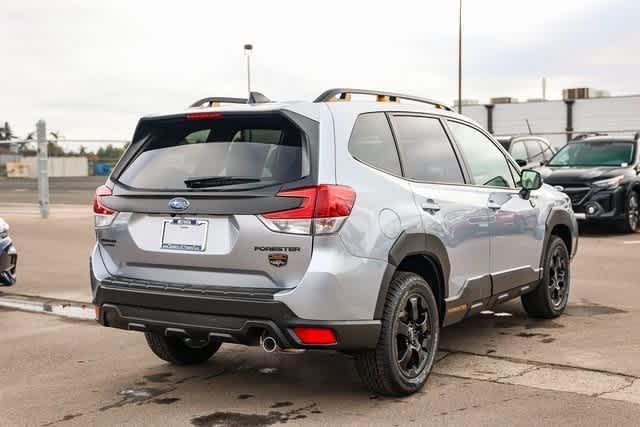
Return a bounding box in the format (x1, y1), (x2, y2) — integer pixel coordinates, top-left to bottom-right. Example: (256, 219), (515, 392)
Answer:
(161, 219), (208, 252)
(574, 213), (586, 220)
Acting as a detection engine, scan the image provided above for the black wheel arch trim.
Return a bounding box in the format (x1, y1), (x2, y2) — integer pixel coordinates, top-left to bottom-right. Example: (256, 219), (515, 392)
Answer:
(374, 232), (451, 320)
(542, 208), (578, 267)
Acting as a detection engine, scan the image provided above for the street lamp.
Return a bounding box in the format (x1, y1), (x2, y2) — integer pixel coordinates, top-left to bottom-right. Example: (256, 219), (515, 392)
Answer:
(457, 0), (463, 114)
(244, 44), (253, 102)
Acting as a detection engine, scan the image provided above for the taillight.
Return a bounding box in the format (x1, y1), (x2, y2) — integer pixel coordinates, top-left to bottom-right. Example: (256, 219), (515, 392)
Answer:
(293, 327), (337, 345)
(93, 185), (117, 227)
(260, 185), (355, 235)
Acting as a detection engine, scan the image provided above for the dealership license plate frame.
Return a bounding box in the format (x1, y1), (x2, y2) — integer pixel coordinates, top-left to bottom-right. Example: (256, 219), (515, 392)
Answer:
(161, 218), (209, 252)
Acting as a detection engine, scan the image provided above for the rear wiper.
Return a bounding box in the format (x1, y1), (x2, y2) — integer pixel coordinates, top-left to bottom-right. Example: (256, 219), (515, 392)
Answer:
(184, 176), (261, 189)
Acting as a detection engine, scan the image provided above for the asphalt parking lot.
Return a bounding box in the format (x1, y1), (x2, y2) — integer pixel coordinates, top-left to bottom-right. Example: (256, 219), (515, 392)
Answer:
(1, 182), (640, 426)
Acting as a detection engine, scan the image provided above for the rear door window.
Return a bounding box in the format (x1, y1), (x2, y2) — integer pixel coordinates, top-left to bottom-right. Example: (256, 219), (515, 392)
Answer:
(348, 113), (402, 176)
(118, 114), (310, 190)
(524, 139), (544, 163)
(509, 141), (527, 162)
(391, 115), (465, 183)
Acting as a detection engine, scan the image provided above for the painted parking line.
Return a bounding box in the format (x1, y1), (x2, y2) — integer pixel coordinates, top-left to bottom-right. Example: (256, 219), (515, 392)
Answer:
(623, 241), (640, 245)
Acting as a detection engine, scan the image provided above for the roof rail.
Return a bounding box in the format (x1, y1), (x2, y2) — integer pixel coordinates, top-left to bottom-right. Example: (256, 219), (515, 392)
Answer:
(571, 132), (607, 141)
(189, 92), (272, 108)
(314, 88), (454, 112)
(190, 97), (247, 108)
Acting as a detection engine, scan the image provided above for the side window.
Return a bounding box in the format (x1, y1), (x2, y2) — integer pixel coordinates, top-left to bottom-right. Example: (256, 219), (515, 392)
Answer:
(447, 121), (515, 188)
(541, 142), (554, 161)
(391, 116), (465, 183)
(509, 141), (527, 162)
(348, 113), (402, 176)
(524, 139), (544, 162)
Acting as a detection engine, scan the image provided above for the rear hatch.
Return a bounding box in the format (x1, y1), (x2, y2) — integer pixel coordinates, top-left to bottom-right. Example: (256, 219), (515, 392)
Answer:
(95, 110), (319, 291)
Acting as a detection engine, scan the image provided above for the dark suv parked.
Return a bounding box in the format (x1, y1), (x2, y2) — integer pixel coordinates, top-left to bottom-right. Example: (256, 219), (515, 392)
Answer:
(542, 134), (640, 233)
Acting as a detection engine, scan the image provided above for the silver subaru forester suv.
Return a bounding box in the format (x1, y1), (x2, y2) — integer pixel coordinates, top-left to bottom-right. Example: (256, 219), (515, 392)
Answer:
(90, 89), (578, 396)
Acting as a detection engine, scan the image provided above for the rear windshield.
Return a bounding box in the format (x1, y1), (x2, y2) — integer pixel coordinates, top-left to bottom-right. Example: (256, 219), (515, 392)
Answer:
(548, 141), (635, 167)
(118, 114), (310, 190)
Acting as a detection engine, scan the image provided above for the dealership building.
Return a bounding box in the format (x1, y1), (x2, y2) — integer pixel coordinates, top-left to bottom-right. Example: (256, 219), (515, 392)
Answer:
(459, 89), (640, 148)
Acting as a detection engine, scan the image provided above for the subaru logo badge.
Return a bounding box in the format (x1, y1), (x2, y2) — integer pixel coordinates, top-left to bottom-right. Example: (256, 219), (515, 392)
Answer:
(169, 197), (190, 211)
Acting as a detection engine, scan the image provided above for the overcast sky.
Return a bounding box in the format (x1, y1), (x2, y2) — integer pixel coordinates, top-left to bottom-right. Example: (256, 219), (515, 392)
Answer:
(2, 0), (639, 141)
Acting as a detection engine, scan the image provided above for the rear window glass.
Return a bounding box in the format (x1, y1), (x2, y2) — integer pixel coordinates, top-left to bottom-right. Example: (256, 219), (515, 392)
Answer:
(118, 114), (310, 190)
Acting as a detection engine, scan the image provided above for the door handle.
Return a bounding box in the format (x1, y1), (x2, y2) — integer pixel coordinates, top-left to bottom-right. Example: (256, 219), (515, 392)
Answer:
(488, 201), (501, 210)
(421, 200), (441, 213)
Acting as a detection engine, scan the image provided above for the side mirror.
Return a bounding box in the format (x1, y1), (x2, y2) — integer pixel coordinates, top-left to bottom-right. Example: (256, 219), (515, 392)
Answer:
(515, 159), (528, 167)
(520, 169), (542, 199)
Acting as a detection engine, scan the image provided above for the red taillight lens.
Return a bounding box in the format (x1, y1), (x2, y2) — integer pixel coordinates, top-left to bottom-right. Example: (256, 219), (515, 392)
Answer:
(186, 111), (223, 120)
(262, 185), (355, 219)
(262, 187), (317, 219)
(259, 185), (355, 235)
(293, 327), (337, 345)
(93, 185), (117, 227)
(93, 185), (113, 215)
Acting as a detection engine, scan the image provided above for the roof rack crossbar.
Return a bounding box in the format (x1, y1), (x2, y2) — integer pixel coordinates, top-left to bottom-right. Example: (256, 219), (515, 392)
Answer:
(314, 88), (454, 112)
(189, 97), (248, 108)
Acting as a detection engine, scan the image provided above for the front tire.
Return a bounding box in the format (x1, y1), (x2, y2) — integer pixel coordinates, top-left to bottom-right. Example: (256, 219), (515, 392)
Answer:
(355, 272), (440, 396)
(145, 332), (222, 365)
(521, 236), (570, 318)
(617, 191), (639, 234)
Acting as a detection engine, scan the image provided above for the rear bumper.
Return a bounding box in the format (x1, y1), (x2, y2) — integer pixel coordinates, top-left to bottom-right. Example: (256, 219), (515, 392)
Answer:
(0, 240), (17, 286)
(92, 279), (381, 351)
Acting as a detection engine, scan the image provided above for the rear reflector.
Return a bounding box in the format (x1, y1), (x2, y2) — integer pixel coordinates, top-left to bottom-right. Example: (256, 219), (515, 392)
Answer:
(293, 327), (337, 345)
(186, 111), (223, 120)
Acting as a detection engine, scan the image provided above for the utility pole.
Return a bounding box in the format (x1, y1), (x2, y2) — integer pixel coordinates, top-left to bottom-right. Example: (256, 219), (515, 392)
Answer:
(36, 119), (49, 218)
(542, 77), (547, 100)
(457, 0), (463, 114)
(244, 44), (253, 103)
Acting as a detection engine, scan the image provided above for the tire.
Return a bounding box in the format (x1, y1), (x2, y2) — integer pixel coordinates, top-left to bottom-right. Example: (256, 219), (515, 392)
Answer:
(617, 191), (639, 234)
(354, 272), (440, 396)
(144, 332), (222, 365)
(521, 236), (570, 318)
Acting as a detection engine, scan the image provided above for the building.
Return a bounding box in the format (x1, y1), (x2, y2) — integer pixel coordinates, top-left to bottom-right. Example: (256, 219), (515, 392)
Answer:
(460, 89), (640, 148)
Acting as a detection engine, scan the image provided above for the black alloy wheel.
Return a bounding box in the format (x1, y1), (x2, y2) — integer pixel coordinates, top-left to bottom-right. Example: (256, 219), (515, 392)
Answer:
(394, 294), (434, 379)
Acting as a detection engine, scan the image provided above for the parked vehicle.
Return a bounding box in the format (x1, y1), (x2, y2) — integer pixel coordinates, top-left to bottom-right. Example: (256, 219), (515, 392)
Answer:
(0, 217), (17, 286)
(497, 136), (556, 169)
(90, 89), (578, 396)
(542, 133), (640, 233)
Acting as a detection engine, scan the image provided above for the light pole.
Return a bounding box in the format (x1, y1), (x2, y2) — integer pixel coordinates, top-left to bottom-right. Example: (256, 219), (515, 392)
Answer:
(244, 44), (253, 102)
(457, 0), (463, 114)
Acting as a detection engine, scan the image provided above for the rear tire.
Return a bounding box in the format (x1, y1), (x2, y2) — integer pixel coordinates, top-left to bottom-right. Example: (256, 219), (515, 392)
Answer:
(354, 272), (440, 396)
(145, 332), (221, 365)
(617, 191), (639, 234)
(521, 236), (570, 318)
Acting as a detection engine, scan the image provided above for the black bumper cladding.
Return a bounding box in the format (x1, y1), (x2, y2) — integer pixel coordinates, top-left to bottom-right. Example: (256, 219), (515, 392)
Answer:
(93, 280), (380, 351)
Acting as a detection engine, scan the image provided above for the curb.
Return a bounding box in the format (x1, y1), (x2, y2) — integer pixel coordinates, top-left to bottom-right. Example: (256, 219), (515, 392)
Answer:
(0, 292), (94, 320)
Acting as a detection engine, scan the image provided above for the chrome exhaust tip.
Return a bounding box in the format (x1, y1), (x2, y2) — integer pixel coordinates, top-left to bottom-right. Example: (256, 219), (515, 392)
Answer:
(260, 335), (278, 353)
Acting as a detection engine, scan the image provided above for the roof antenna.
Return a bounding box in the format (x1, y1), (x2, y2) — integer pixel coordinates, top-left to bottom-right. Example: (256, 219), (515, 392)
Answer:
(525, 119), (533, 135)
(244, 44), (253, 104)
